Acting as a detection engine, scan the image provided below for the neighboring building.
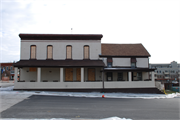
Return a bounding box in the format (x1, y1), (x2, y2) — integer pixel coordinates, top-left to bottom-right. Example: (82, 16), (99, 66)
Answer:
(13, 33), (161, 93)
(149, 61), (180, 84)
(1, 63), (15, 80)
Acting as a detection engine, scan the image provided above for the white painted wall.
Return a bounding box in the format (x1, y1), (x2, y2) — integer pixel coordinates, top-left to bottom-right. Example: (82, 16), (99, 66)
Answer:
(20, 68), (37, 82)
(14, 81), (155, 89)
(112, 58), (131, 67)
(136, 58), (149, 68)
(41, 68), (60, 82)
(21, 40), (101, 60)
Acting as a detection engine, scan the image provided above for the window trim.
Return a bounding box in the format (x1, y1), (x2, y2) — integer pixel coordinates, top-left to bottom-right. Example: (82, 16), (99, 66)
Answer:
(84, 45), (90, 59)
(66, 45), (72, 59)
(30, 45), (36, 59)
(47, 45), (53, 59)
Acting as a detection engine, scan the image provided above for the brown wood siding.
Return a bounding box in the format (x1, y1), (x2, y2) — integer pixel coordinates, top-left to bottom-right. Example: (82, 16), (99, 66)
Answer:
(29, 67), (37, 72)
(76, 68), (81, 81)
(66, 46), (72, 59)
(30, 46), (36, 59)
(47, 46), (53, 59)
(88, 68), (95, 81)
(84, 46), (89, 59)
(65, 68), (73, 81)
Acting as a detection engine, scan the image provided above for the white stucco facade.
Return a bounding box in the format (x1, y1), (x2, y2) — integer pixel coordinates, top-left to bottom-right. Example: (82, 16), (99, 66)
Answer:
(21, 40), (101, 60)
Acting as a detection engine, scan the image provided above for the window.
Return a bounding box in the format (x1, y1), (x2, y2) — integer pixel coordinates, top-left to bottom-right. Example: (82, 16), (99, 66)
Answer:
(131, 57), (136, 68)
(47, 45), (53, 59)
(6, 66), (8, 70)
(66, 45), (72, 59)
(84, 45), (89, 59)
(107, 57), (112, 68)
(10, 66), (12, 70)
(30, 45), (36, 59)
(117, 72), (123, 81)
(137, 72), (142, 80)
(107, 72), (113, 81)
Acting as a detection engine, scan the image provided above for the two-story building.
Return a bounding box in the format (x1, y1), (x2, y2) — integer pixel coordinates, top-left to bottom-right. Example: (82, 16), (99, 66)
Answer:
(13, 34), (162, 93)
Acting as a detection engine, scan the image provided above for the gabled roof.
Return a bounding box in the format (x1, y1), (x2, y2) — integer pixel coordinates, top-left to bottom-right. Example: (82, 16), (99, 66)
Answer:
(13, 59), (105, 67)
(100, 43), (150, 57)
(19, 34), (103, 40)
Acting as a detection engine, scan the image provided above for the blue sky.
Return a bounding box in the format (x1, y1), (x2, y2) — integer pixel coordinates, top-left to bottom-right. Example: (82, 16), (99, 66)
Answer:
(0, 0), (179, 63)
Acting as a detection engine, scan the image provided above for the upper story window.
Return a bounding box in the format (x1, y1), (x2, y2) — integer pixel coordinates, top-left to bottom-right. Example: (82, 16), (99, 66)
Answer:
(84, 45), (89, 59)
(30, 45), (36, 59)
(66, 45), (72, 59)
(107, 57), (112, 68)
(131, 57), (137, 68)
(47, 45), (53, 59)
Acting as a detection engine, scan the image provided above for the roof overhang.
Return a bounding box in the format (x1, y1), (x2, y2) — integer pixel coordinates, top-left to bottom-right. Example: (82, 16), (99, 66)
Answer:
(103, 68), (156, 72)
(99, 55), (149, 58)
(13, 60), (105, 68)
(19, 34), (103, 40)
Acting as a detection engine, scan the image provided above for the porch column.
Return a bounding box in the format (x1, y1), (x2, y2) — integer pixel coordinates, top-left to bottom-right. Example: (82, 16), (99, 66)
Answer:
(60, 68), (64, 82)
(14, 67), (18, 83)
(128, 72), (132, 82)
(102, 71), (104, 90)
(81, 68), (84, 82)
(37, 67), (41, 82)
(151, 71), (155, 81)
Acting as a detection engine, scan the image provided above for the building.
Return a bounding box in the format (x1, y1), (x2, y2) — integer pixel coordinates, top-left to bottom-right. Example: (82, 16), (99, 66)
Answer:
(149, 61), (180, 84)
(1, 63), (15, 80)
(13, 33), (162, 93)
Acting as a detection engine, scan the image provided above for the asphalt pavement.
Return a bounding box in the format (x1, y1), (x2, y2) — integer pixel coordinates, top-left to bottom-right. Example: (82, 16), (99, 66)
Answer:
(1, 95), (180, 120)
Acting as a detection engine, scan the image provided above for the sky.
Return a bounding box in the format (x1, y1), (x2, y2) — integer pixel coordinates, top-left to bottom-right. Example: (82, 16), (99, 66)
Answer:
(0, 0), (179, 63)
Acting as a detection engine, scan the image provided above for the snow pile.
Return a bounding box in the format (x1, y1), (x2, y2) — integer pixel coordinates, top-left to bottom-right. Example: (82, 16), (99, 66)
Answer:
(0, 86), (180, 99)
(0, 86), (14, 91)
(0, 117), (132, 120)
(101, 116), (132, 120)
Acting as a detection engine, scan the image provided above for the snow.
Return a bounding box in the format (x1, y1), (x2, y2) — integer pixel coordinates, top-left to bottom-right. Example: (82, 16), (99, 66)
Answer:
(0, 117), (132, 120)
(0, 86), (180, 99)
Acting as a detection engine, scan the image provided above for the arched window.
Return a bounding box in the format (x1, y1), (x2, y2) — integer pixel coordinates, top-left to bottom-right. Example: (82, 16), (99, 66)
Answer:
(47, 45), (53, 59)
(30, 45), (36, 59)
(84, 45), (89, 59)
(66, 45), (72, 59)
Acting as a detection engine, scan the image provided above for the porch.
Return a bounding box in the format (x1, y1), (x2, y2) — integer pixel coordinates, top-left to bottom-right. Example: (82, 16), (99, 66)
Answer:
(13, 67), (155, 89)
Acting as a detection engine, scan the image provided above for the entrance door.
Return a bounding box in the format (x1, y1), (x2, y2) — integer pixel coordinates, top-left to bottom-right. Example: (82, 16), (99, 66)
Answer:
(76, 68), (81, 81)
(88, 68), (95, 81)
(65, 68), (73, 81)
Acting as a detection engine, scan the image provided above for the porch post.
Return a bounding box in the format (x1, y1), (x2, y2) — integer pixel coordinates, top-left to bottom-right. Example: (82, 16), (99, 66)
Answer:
(37, 67), (41, 82)
(81, 67), (84, 82)
(102, 70), (104, 91)
(128, 72), (132, 82)
(151, 71), (155, 81)
(14, 67), (18, 83)
(60, 68), (64, 82)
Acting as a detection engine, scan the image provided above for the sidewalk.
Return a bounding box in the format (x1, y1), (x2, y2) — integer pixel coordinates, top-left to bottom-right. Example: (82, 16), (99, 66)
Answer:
(0, 81), (14, 88)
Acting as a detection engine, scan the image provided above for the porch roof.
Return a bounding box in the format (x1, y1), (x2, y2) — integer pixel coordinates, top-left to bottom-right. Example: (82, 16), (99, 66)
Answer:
(103, 68), (155, 72)
(13, 59), (105, 67)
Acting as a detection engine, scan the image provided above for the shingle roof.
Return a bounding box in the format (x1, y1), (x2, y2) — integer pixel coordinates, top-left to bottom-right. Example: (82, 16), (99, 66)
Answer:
(13, 60), (105, 67)
(19, 34), (103, 40)
(100, 44), (150, 57)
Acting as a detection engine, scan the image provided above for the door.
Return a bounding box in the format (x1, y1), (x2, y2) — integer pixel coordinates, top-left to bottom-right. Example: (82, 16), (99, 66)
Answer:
(65, 68), (73, 81)
(76, 68), (81, 81)
(88, 68), (95, 81)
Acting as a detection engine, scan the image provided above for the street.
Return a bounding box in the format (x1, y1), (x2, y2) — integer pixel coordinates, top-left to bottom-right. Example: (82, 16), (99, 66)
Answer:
(1, 95), (180, 120)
